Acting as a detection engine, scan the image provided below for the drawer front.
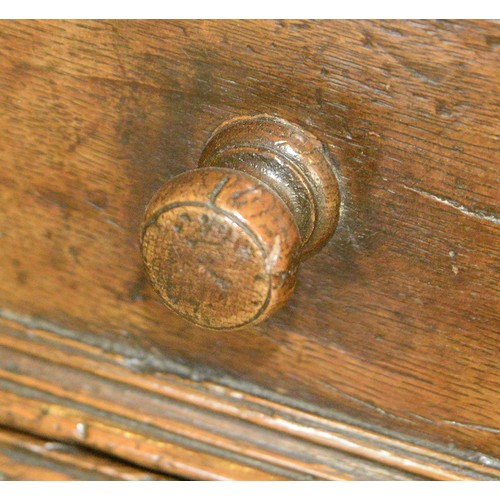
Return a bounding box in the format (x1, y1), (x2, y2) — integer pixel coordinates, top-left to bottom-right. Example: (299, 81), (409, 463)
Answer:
(0, 19), (498, 470)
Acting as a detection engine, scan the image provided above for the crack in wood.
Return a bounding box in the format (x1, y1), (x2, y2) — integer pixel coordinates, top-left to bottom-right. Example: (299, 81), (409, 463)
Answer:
(403, 185), (500, 224)
(209, 176), (230, 205)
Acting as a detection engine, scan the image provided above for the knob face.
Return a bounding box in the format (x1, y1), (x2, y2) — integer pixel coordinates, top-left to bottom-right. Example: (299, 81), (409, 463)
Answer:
(141, 168), (301, 330)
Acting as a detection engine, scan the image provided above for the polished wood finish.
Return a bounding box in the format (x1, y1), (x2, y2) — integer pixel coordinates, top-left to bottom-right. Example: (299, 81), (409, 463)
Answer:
(2, 314), (498, 481)
(0, 20), (498, 478)
(0, 427), (172, 480)
(141, 115), (340, 329)
(142, 168), (302, 330)
(198, 115), (341, 257)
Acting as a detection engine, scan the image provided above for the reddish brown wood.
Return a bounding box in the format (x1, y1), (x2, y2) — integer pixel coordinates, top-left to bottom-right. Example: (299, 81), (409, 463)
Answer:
(141, 115), (340, 329)
(0, 20), (498, 477)
(1, 314), (496, 480)
(198, 115), (341, 258)
(142, 168), (302, 330)
(0, 426), (172, 480)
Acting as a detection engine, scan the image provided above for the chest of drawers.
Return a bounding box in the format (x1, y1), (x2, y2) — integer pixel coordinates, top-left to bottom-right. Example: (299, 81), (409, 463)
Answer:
(0, 20), (498, 480)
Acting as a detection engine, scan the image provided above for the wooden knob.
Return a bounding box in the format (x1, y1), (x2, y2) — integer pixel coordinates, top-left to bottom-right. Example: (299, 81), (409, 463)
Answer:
(141, 115), (341, 330)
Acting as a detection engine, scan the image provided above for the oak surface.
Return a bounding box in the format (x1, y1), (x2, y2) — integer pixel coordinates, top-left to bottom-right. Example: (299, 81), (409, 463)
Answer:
(1, 314), (496, 480)
(0, 426), (172, 480)
(0, 20), (499, 471)
(142, 168), (301, 329)
(141, 114), (341, 329)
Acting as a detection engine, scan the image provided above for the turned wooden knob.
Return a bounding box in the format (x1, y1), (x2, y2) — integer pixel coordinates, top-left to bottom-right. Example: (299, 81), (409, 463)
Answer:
(141, 115), (341, 330)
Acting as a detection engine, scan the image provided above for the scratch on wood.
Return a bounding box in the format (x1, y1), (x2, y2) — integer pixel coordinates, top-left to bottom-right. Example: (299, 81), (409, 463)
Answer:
(266, 236), (281, 272)
(411, 413), (500, 434)
(443, 420), (500, 434)
(317, 380), (417, 424)
(403, 185), (500, 224)
(84, 199), (105, 212)
(104, 218), (126, 231)
(209, 176), (230, 205)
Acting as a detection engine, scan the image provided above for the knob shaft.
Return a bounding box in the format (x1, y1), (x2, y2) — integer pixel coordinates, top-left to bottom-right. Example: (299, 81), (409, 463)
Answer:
(141, 115), (340, 330)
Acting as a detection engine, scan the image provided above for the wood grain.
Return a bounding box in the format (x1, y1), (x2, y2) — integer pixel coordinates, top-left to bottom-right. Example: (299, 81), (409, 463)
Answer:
(0, 20), (498, 470)
(0, 426), (172, 480)
(141, 168), (301, 329)
(141, 114), (341, 329)
(1, 314), (497, 480)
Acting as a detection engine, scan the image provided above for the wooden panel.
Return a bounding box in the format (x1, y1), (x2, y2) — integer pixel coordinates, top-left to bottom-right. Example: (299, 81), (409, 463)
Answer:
(1, 314), (497, 480)
(0, 20), (498, 467)
(0, 426), (172, 480)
